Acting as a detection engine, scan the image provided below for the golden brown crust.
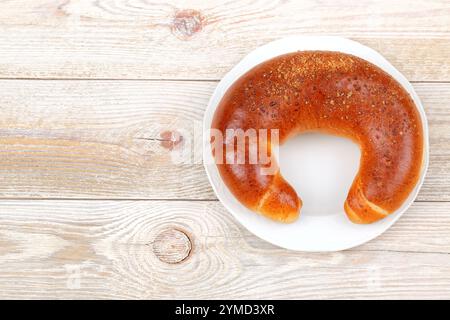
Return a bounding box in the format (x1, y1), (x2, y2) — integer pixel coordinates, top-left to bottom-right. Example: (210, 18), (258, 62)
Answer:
(257, 172), (301, 223)
(211, 51), (423, 224)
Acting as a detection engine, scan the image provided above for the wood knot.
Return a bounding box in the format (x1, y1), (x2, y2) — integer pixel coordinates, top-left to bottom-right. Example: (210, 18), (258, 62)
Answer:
(171, 9), (204, 40)
(160, 130), (183, 150)
(152, 229), (192, 264)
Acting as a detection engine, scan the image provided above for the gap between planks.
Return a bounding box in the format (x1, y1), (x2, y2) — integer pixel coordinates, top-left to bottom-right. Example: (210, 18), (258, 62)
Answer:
(0, 198), (447, 202)
(0, 78), (448, 83)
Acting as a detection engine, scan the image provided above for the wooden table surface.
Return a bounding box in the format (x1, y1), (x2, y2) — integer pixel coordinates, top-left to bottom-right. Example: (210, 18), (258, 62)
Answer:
(0, 0), (449, 299)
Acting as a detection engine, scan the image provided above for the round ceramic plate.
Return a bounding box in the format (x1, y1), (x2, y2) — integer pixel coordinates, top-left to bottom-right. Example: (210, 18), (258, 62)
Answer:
(203, 36), (429, 252)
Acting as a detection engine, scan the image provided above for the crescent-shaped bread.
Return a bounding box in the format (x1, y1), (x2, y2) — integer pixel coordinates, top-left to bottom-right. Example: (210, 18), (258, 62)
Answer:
(211, 51), (424, 224)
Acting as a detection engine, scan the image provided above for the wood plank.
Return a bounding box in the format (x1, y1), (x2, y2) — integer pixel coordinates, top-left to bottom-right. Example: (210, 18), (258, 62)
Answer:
(0, 0), (449, 80)
(0, 80), (448, 200)
(0, 80), (214, 199)
(0, 200), (449, 299)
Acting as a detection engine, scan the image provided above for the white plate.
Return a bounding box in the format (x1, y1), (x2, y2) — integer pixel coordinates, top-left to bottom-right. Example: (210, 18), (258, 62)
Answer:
(203, 36), (429, 252)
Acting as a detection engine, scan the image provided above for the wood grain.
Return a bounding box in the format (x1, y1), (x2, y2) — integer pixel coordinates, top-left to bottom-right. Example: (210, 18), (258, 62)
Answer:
(0, 0), (449, 300)
(0, 200), (449, 299)
(0, 80), (448, 200)
(0, 80), (214, 199)
(0, 0), (448, 80)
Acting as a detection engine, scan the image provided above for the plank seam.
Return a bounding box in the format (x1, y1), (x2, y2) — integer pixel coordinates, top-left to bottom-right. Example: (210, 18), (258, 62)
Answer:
(0, 78), (448, 83)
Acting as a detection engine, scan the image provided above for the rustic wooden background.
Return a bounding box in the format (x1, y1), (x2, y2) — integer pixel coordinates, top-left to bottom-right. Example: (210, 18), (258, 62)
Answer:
(0, 0), (449, 299)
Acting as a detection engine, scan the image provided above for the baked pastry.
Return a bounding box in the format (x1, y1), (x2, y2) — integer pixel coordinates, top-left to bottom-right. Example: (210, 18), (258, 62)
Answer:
(211, 51), (424, 224)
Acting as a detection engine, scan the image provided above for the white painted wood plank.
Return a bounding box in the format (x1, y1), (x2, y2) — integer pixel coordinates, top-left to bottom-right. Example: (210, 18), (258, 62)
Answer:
(0, 0), (448, 80)
(0, 200), (449, 299)
(0, 80), (214, 199)
(0, 80), (447, 200)
(0, 80), (450, 201)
